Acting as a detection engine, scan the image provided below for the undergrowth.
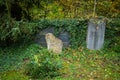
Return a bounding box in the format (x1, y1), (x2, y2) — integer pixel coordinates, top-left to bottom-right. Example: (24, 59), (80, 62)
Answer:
(0, 43), (120, 80)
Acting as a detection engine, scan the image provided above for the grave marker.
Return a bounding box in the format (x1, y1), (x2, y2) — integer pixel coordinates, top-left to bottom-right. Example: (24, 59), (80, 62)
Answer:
(87, 18), (106, 50)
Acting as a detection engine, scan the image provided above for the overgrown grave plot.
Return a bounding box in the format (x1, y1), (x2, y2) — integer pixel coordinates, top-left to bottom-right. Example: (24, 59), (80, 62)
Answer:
(0, 19), (120, 79)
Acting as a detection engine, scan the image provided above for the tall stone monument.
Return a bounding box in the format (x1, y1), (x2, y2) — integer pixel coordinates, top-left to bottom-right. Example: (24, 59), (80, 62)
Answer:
(87, 18), (106, 50)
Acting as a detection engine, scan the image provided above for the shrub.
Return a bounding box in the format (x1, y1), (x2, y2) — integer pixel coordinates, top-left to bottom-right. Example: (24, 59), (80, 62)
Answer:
(0, 17), (119, 51)
(0, 15), (37, 47)
(24, 49), (63, 79)
(35, 19), (88, 48)
(0, 70), (29, 80)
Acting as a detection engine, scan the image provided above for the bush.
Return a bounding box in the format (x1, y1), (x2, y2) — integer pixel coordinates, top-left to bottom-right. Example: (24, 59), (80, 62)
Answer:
(0, 70), (29, 80)
(105, 18), (120, 52)
(24, 49), (63, 79)
(0, 17), (120, 51)
(35, 19), (88, 48)
(0, 15), (37, 47)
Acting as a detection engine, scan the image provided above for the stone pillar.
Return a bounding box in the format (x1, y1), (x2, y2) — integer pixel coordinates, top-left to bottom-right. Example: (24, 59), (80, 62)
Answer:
(87, 18), (106, 50)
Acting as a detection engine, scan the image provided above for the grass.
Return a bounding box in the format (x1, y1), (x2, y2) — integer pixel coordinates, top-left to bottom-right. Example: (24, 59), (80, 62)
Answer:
(60, 48), (120, 80)
(0, 43), (120, 80)
(0, 43), (40, 72)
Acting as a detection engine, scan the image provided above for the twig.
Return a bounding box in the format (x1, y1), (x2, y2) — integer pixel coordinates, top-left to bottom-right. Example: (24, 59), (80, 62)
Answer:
(93, 0), (97, 18)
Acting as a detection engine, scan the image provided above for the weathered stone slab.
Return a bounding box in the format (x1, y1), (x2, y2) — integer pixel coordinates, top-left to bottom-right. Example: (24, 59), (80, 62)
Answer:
(35, 27), (55, 47)
(87, 18), (106, 50)
(39, 27), (55, 35)
(45, 33), (63, 54)
(58, 32), (70, 47)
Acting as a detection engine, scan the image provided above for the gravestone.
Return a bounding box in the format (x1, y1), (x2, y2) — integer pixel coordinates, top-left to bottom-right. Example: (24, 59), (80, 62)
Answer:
(35, 27), (54, 47)
(45, 33), (63, 54)
(35, 27), (70, 47)
(87, 18), (106, 50)
(58, 32), (70, 47)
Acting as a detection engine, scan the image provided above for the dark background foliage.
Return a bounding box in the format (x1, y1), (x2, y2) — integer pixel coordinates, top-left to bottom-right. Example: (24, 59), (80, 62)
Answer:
(0, 0), (119, 50)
